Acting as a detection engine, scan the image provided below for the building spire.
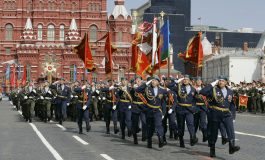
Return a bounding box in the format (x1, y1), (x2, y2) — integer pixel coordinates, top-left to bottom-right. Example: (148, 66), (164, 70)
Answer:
(65, 18), (80, 41)
(21, 17), (36, 41)
(111, 0), (130, 19)
(25, 17), (33, 30)
(69, 18), (78, 31)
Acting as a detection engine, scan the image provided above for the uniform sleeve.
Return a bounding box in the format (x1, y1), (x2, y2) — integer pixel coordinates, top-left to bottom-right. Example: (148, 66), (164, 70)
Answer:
(135, 83), (147, 93)
(86, 90), (92, 107)
(199, 85), (213, 97)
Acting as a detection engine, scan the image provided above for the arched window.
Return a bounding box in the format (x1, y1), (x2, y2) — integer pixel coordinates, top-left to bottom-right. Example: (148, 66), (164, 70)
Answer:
(70, 64), (76, 82)
(38, 0), (43, 10)
(72, 2), (77, 12)
(48, 1), (56, 10)
(59, 25), (65, 41)
(27, 0), (32, 11)
(47, 24), (55, 41)
(5, 24), (13, 40)
(37, 24), (43, 40)
(89, 25), (97, 42)
(60, 1), (65, 10)
(117, 31), (123, 42)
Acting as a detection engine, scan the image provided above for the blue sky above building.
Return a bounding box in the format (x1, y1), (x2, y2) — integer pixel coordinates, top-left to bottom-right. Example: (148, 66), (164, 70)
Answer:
(107, 0), (265, 31)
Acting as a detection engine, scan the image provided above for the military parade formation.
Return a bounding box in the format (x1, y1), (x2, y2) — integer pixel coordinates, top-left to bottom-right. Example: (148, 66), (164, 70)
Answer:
(9, 74), (262, 158)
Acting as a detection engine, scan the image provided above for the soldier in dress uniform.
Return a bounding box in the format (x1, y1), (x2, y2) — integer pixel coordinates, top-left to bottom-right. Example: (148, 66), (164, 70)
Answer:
(130, 76), (147, 144)
(22, 82), (38, 123)
(135, 75), (168, 148)
(200, 75), (240, 157)
(74, 82), (92, 134)
(101, 80), (119, 134)
(55, 78), (71, 125)
(167, 75), (198, 148)
(193, 77), (208, 142)
(116, 77), (132, 139)
(41, 81), (54, 122)
(162, 77), (179, 143)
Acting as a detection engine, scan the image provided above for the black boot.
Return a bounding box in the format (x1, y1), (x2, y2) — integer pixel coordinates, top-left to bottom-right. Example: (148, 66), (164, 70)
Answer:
(222, 137), (229, 145)
(190, 136), (198, 146)
(229, 140), (240, 154)
(106, 124), (110, 134)
(202, 130), (208, 142)
(163, 135), (167, 145)
(29, 118), (32, 123)
(169, 130), (173, 139)
(121, 130), (125, 139)
(174, 131), (179, 140)
(114, 124), (119, 134)
(133, 134), (138, 145)
(158, 136), (165, 148)
(128, 129), (132, 137)
(86, 125), (91, 132)
(147, 138), (152, 148)
(179, 136), (185, 148)
(79, 127), (83, 134)
(210, 146), (216, 157)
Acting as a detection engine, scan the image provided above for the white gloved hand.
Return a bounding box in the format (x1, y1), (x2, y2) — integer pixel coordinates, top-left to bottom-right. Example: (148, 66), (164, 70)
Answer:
(81, 85), (86, 90)
(177, 78), (184, 83)
(32, 89), (36, 93)
(103, 97), (106, 100)
(98, 97), (101, 100)
(166, 88), (170, 91)
(128, 105), (132, 109)
(146, 80), (152, 85)
(113, 105), (117, 110)
(48, 90), (52, 94)
(211, 80), (219, 87)
(96, 90), (100, 94)
(70, 95), (73, 98)
(83, 105), (87, 110)
(168, 109), (173, 114)
(53, 97), (56, 99)
(233, 120), (235, 123)
(24, 96), (28, 99)
(162, 115), (165, 119)
(109, 86), (115, 90)
(133, 84), (138, 88)
(40, 96), (44, 100)
(67, 103), (70, 106)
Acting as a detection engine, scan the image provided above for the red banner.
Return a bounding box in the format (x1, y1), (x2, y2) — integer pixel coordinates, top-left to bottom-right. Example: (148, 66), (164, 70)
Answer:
(239, 95), (248, 108)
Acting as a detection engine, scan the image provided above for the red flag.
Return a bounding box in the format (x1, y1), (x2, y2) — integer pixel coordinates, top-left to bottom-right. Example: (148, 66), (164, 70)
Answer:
(131, 32), (151, 79)
(179, 32), (204, 67)
(239, 95), (248, 108)
(22, 66), (27, 86)
(104, 32), (117, 74)
(10, 64), (16, 88)
(74, 33), (95, 71)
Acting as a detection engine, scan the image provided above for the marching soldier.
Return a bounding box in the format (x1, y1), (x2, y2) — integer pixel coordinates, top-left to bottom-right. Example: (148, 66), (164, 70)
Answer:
(23, 82), (38, 123)
(162, 77), (179, 143)
(116, 77), (132, 140)
(74, 82), (92, 134)
(168, 75), (198, 148)
(101, 80), (119, 134)
(130, 76), (147, 144)
(135, 75), (168, 148)
(193, 77), (208, 142)
(200, 76), (240, 157)
(41, 81), (54, 122)
(55, 78), (71, 125)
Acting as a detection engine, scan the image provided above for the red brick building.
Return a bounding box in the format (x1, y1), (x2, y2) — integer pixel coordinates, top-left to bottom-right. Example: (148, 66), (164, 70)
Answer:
(0, 0), (133, 91)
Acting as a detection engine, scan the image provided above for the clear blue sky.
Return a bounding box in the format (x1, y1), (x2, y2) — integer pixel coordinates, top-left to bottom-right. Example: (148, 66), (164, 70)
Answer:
(107, 0), (265, 31)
